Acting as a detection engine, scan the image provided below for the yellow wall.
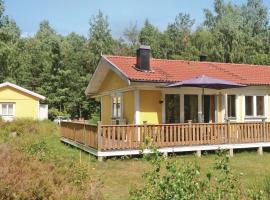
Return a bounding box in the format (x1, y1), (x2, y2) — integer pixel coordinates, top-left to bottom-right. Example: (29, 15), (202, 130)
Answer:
(0, 86), (39, 119)
(123, 91), (134, 124)
(140, 90), (162, 124)
(98, 70), (128, 93)
(101, 91), (135, 125)
(101, 95), (111, 125)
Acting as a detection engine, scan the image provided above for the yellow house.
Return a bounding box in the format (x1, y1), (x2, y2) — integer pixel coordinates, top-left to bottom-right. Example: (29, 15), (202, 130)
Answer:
(85, 46), (270, 125)
(0, 82), (47, 121)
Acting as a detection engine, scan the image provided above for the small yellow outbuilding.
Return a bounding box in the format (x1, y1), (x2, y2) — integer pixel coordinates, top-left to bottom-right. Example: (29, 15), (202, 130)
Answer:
(0, 82), (47, 121)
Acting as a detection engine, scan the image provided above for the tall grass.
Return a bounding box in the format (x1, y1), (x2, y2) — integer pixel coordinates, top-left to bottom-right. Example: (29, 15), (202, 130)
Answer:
(0, 119), (103, 200)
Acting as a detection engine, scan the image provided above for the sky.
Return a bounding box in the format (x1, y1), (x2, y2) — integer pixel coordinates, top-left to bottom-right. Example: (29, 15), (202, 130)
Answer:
(5, 0), (270, 38)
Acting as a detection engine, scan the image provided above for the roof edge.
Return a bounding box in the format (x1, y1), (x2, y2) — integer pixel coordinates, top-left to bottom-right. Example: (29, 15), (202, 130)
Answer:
(85, 56), (131, 97)
(0, 82), (46, 100)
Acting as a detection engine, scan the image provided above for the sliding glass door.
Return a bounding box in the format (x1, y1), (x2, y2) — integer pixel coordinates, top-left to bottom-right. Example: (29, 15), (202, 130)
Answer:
(184, 95), (198, 122)
(165, 94), (180, 123)
(203, 95), (216, 123)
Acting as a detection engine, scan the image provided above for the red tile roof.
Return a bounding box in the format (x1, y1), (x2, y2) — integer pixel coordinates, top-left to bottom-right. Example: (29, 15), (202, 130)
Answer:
(104, 55), (270, 86)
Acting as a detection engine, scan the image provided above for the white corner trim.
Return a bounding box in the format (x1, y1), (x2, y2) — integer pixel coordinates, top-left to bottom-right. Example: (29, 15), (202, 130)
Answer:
(0, 82), (45, 100)
(242, 95), (245, 121)
(134, 90), (140, 124)
(265, 95), (269, 122)
(236, 95), (241, 122)
(37, 101), (40, 119)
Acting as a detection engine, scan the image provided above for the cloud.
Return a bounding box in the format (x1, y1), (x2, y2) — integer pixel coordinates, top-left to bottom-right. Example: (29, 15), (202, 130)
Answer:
(21, 32), (36, 38)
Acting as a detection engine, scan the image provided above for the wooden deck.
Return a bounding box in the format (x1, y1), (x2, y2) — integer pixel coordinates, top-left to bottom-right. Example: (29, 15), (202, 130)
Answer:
(60, 121), (270, 159)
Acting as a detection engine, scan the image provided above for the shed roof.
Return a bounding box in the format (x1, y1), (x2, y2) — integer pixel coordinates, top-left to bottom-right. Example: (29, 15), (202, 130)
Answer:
(0, 82), (46, 100)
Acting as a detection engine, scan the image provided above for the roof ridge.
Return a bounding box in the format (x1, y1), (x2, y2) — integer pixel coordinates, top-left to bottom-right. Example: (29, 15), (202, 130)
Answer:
(106, 55), (270, 68)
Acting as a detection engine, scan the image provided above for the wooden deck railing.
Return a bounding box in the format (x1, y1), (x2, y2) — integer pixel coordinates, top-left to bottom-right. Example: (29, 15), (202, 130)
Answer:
(60, 121), (270, 151)
(60, 121), (98, 149)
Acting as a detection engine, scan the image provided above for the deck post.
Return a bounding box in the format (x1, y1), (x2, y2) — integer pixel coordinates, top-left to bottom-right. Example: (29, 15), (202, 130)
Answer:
(97, 121), (103, 161)
(98, 156), (104, 162)
(227, 120), (231, 143)
(188, 120), (192, 143)
(143, 121), (148, 140)
(229, 148), (234, 157)
(83, 123), (86, 145)
(257, 146), (263, 155)
(97, 121), (102, 151)
(262, 118), (266, 141)
(196, 150), (202, 157)
(163, 151), (168, 158)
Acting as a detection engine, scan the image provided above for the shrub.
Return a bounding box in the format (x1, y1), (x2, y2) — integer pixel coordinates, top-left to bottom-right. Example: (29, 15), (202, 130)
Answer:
(0, 145), (103, 200)
(130, 139), (248, 200)
(0, 119), (56, 137)
(0, 119), (103, 200)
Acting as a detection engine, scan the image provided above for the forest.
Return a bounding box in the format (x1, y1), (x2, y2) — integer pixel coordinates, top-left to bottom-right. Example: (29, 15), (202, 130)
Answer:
(0, 0), (269, 120)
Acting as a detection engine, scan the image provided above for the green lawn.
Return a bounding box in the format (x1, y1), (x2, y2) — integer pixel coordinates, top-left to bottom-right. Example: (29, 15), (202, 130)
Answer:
(48, 132), (270, 200)
(1, 121), (270, 200)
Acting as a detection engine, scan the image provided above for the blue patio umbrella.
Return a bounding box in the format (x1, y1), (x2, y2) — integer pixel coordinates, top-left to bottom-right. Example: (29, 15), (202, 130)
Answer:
(166, 75), (246, 122)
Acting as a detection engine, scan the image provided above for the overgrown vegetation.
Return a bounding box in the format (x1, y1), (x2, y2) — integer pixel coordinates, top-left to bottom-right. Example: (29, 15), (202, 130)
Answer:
(0, 119), (103, 200)
(130, 138), (268, 200)
(0, 0), (270, 119)
(1, 120), (270, 199)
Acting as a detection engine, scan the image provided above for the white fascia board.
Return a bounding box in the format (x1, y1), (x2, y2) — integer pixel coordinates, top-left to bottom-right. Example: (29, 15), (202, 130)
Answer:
(85, 56), (131, 97)
(0, 82), (45, 100)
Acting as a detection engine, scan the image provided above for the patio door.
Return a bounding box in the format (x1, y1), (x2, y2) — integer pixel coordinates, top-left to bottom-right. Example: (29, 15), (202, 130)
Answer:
(165, 94), (180, 123)
(184, 95), (198, 122)
(203, 95), (216, 123)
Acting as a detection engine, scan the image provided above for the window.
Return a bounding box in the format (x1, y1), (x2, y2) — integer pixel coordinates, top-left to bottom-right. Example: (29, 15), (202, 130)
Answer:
(245, 96), (265, 117)
(245, 96), (253, 116)
(227, 95), (236, 118)
(256, 96), (264, 116)
(112, 95), (121, 118)
(0, 103), (14, 116)
(165, 94), (180, 123)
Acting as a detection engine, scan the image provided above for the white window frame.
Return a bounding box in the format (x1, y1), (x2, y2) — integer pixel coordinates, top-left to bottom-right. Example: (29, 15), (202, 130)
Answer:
(0, 103), (15, 116)
(244, 95), (266, 119)
(111, 93), (123, 119)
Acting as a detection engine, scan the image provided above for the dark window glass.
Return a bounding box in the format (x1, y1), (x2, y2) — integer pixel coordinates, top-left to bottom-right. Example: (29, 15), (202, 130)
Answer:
(165, 94), (180, 123)
(228, 95), (236, 118)
(184, 95), (198, 122)
(257, 96), (264, 116)
(245, 96), (253, 116)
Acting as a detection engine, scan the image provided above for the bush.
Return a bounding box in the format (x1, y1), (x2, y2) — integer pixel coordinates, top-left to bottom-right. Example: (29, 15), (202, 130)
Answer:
(0, 119), (103, 200)
(0, 144), (103, 200)
(130, 138), (264, 200)
(0, 119), (56, 137)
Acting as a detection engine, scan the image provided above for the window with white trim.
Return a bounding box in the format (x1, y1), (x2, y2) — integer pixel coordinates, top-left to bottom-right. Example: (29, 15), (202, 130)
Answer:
(245, 96), (265, 117)
(112, 95), (122, 118)
(0, 103), (15, 116)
